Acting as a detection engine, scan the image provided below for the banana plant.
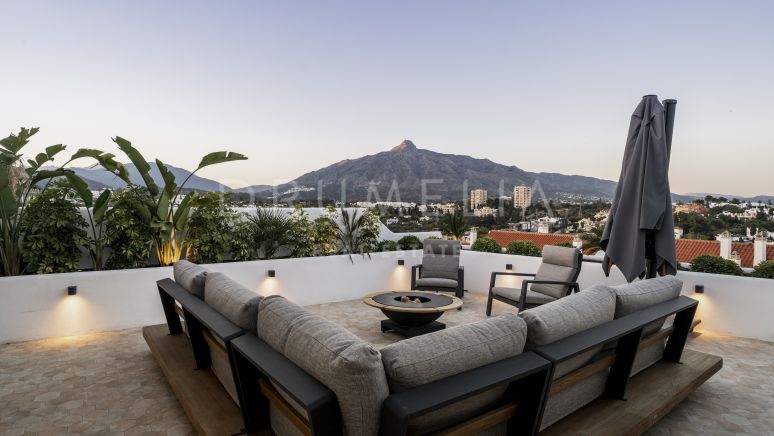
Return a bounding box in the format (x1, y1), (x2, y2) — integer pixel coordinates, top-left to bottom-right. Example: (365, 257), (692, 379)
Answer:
(0, 128), (127, 276)
(62, 150), (130, 270)
(112, 136), (247, 266)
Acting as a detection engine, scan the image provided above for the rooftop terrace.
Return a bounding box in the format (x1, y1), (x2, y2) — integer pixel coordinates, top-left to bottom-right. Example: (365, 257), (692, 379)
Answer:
(2, 250), (774, 434)
(1, 295), (772, 435)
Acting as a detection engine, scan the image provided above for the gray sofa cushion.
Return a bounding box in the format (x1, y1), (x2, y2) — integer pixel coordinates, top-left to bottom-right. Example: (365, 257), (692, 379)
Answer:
(492, 287), (556, 305)
(380, 314), (527, 433)
(420, 240), (461, 281)
(257, 296), (389, 436)
(173, 260), (209, 298)
(415, 277), (458, 288)
(204, 272), (263, 335)
(612, 276), (683, 337)
(520, 285), (616, 378)
(530, 246), (580, 299)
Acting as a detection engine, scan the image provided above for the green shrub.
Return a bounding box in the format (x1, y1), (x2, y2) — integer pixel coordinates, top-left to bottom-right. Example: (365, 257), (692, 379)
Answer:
(752, 260), (774, 279)
(104, 187), (153, 269)
(554, 241), (574, 248)
(377, 240), (399, 252)
(186, 193), (243, 264)
(397, 235), (423, 250)
(21, 181), (87, 274)
(689, 254), (743, 275)
(506, 241), (542, 257)
(471, 237), (502, 253)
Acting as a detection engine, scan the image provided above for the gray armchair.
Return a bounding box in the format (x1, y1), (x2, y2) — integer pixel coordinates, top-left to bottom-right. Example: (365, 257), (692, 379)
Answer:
(486, 245), (583, 314)
(411, 239), (464, 299)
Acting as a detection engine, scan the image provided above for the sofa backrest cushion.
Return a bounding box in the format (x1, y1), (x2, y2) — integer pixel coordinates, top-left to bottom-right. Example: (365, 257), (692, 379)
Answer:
(530, 246), (581, 299)
(380, 314), (527, 433)
(420, 239), (461, 280)
(257, 296), (389, 436)
(173, 260), (208, 299)
(612, 276), (683, 337)
(204, 272), (262, 335)
(520, 285), (616, 378)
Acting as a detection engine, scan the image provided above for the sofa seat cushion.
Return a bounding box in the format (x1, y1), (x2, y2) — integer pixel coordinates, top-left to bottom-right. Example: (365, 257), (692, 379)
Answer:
(420, 240), (461, 281)
(612, 276), (683, 337)
(204, 272), (262, 335)
(530, 246), (580, 299)
(492, 287), (556, 305)
(257, 296), (389, 436)
(519, 285), (616, 378)
(415, 277), (458, 288)
(173, 260), (209, 298)
(380, 314), (527, 433)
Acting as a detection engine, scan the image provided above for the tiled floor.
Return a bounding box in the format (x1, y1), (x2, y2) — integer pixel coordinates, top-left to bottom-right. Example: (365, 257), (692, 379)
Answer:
(1, 294), (773, 435)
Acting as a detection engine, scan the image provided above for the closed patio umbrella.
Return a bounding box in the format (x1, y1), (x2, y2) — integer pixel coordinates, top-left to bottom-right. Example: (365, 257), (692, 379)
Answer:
(601, 95), (678, 282)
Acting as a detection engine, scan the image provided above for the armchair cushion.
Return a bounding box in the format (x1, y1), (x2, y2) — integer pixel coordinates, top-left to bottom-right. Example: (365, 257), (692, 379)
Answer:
(257, 296), (389, 436)
(204, 272), (262, 335)
(519, 285), (616, 378)
(173, 260), (209, 299)
(492, 287), (556, 305)
(530, 246), (581, 299)
(415, 277), (458, 288)
(420, 240), (461, 281)
(380, 314), (527, 433)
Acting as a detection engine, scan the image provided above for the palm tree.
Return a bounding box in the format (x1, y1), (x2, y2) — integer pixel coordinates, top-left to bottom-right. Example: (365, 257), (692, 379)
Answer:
(338, 208), (379, 261)
(441, 209), (467, 240)
(247, 208), (295, 259)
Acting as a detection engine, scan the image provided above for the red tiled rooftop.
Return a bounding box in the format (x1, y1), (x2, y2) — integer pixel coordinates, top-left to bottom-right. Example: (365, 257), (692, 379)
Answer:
(674, 239), (774, 268)
(488, 230), (575, 250)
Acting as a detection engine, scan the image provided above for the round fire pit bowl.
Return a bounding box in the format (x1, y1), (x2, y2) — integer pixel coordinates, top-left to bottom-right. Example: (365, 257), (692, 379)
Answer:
(363, 291), (463, 337)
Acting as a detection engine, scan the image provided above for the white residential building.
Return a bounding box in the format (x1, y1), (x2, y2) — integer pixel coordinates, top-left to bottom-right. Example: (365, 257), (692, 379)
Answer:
(470, 189), (488, 209)
(473, 206), (496, 217)
(513, 185), (532, 208)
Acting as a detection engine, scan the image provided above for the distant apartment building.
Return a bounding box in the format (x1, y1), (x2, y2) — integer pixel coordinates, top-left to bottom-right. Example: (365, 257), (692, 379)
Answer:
(473, 206), (496, 217)
(513, 185), (532, 208)
(470, 189), (488, 209)
(430, 203), (458, 215)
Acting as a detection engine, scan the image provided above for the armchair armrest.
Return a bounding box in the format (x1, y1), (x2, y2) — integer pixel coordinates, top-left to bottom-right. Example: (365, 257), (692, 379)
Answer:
(230, 334), (341, 434)
(489, 271), (536, 289)
(380, 352), (551, 436)
(411, 265), (422, 289)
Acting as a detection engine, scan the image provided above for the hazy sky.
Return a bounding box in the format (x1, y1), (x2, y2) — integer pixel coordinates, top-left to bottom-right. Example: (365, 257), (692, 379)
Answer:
(2, 1), (772, 196)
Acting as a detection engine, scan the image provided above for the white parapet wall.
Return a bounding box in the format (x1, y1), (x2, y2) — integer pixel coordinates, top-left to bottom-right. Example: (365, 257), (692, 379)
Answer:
(1, 249), (773, 343)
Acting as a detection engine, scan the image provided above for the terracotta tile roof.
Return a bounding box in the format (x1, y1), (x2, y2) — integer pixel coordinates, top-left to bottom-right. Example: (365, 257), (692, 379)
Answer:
(488, 230), (773, 268)
(674, 239), (774, 268)
(488, 230), (575, 250)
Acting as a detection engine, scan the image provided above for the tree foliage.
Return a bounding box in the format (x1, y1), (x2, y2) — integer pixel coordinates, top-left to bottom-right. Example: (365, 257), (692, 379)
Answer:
(104, 187), (154, 269)
(689, 254), (743, 276)
(752, 260), (774, 279)
(21, 181), (87, 274)
(506, 240), (542, 257)
(186, 193), (244, 264)
(397, 235), (423, 250)
(471, 237), (502, 253)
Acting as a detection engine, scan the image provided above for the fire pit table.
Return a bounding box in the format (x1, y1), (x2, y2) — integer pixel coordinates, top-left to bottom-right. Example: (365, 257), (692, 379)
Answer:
(362, 290), (463, 338)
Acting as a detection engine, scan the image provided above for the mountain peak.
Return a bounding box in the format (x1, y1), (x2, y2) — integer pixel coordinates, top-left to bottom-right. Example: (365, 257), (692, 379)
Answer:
(390, 140), (417, 152)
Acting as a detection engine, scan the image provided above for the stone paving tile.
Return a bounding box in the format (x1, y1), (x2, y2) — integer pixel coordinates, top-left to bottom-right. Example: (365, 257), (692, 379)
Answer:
(1, 293), (773, 435)
(0, 330), (194, 436)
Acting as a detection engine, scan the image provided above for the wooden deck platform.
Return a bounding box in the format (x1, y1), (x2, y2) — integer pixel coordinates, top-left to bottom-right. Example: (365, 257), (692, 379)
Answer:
(145, 322), (721, 436)
(143, 324), (245, 436)
(541, 349), (723, 435)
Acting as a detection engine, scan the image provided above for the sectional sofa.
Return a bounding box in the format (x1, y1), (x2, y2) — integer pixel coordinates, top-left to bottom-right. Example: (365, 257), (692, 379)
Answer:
(155, 260), (709, 435)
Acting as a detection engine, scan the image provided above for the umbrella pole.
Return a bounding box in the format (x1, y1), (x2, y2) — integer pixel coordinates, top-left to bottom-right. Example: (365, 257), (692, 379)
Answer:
(646, 99), (677, 279)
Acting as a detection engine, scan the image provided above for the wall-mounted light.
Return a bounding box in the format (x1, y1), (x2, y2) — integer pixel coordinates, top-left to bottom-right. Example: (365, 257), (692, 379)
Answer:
(267, 270), (276, 278)
(505, 264), (513, 271)
(67, 285), (77, 296)
(694, 284), (704, 294)
(397, 259), (405, 266)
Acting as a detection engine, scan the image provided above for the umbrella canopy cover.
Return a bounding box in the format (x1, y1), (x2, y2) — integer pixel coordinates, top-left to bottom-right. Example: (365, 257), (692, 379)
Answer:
(601, 95), (677, 282)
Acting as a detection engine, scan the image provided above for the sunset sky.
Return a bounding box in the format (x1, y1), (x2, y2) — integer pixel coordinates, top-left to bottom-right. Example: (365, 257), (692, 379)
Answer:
(2, 1), (773, 196)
